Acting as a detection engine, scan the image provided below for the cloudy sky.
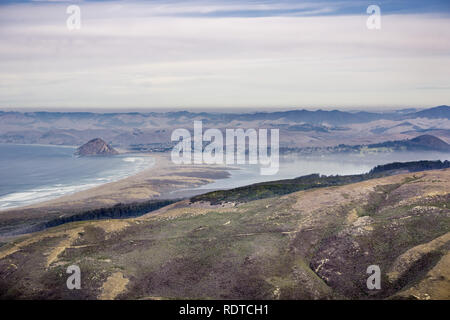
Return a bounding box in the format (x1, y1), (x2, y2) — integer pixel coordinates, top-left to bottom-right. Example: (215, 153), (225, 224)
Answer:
(0, 0), (449, 110)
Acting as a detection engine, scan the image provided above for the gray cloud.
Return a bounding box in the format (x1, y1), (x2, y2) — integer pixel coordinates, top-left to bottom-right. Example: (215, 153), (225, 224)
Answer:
(0, 1), (449, 109)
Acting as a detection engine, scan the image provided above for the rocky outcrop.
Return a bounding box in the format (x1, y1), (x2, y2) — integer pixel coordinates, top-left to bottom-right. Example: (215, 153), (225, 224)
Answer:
(75, 138), (118, 156)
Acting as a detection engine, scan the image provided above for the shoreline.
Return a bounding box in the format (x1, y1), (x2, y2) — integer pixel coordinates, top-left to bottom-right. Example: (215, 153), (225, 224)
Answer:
(0, 151), (156, 211)
(22, 152), (231, 209)
(0, 152), (232, 237)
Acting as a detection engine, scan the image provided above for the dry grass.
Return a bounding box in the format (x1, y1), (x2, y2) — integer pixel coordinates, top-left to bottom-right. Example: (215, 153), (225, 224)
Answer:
(98, 272), (129, 300)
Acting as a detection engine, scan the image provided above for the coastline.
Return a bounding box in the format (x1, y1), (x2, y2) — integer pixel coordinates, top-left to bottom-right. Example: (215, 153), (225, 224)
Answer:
(0, 152), (232, 237)
(0, 147), (156, 211)
(24, 152), (231, 208)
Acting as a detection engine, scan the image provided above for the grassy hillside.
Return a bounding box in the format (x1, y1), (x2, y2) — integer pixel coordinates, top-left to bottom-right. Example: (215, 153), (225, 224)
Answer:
(0, 168), (448, 300)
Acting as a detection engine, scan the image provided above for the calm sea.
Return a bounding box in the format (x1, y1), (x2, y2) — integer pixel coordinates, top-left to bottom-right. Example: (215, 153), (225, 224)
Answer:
(0, 144), (154, 210)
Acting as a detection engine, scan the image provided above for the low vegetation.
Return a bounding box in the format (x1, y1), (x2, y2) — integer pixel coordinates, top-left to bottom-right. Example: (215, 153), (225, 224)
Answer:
(25, 199), (177, 234)
(191, 160), (450, 204)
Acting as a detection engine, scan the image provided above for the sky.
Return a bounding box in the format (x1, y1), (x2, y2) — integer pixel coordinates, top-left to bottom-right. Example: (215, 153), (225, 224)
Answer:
(0, 0), (449, 111)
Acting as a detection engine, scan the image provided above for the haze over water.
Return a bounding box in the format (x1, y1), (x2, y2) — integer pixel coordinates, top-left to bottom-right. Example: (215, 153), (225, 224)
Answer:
(168, 151), (450, 198)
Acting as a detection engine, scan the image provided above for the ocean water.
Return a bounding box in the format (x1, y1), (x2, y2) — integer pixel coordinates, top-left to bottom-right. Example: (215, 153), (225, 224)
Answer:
(0, 144), (154, 210)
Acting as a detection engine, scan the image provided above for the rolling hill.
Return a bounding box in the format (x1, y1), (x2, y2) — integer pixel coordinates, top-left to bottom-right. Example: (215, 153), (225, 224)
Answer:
(409, 105), (450, 119)
(0, 167), (448, 300)
(0, 106), (449, 149)
(368, 134), (450, 152)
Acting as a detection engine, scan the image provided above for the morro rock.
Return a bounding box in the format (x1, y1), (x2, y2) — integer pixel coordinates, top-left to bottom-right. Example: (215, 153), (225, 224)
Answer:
(75, 138), (119, 156)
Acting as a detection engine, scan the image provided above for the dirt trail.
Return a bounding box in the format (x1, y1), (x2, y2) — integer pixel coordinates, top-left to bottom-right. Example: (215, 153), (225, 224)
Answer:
(98, 272), (129, 300)
(45, 228), (83, 267)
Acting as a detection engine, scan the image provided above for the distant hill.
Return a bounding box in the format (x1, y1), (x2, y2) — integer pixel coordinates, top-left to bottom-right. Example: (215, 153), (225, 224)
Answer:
(408, 105), (450, 119)
(75, 138), (118, 156)
(1, 105), (448, 126)
(369, 134), (450, 152)
(229, 109), (387, 125)
(0, 105), (449, 147)
(281, 134), (450, 155)
(408, 134), (450, 150)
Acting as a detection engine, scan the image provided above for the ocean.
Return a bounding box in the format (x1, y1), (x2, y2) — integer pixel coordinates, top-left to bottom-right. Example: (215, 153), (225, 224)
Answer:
(0, 144), (154, 210)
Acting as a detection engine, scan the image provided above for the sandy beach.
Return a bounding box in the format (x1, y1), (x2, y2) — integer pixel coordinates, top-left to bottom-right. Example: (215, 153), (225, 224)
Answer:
(0, 152), (231, 237)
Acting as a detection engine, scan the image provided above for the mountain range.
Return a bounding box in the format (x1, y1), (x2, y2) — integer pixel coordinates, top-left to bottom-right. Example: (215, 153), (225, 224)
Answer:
(0, 105), (449, 149)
